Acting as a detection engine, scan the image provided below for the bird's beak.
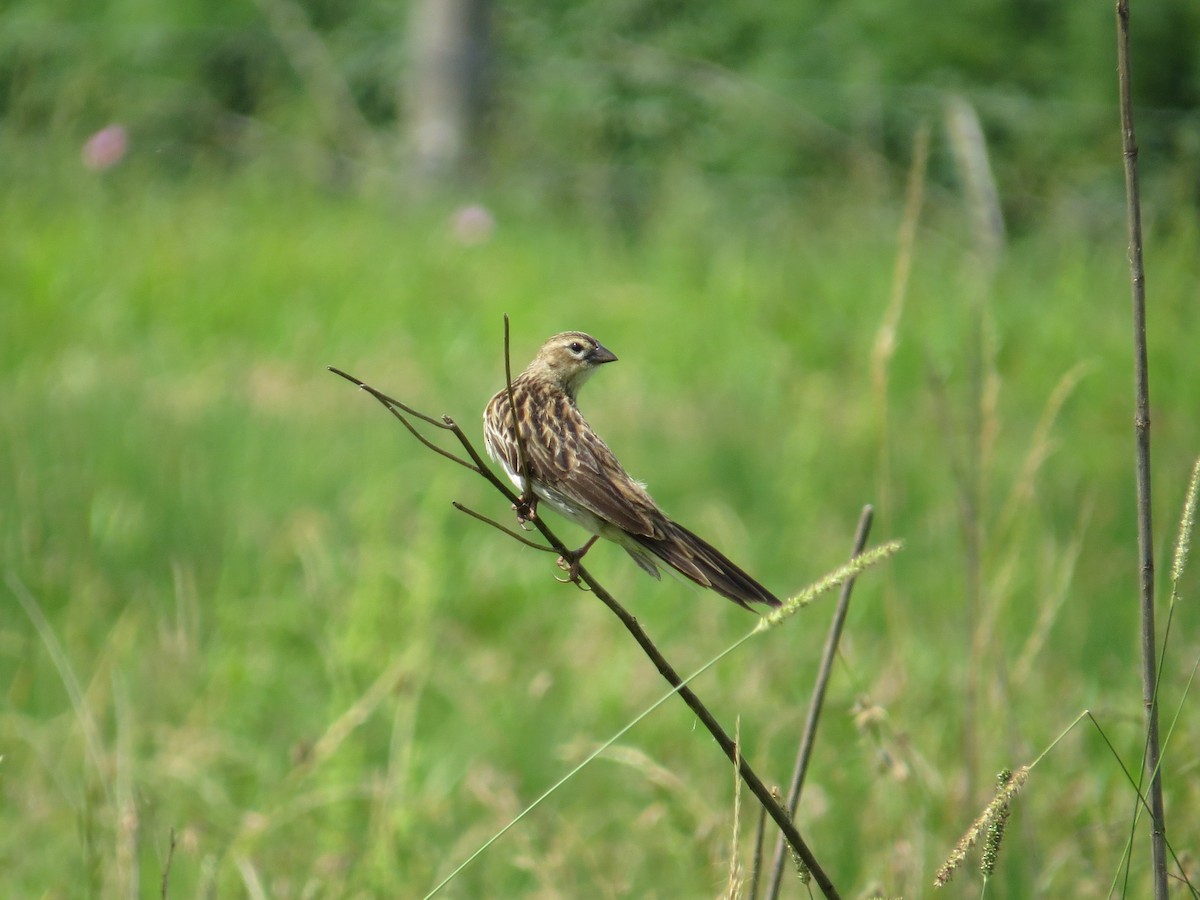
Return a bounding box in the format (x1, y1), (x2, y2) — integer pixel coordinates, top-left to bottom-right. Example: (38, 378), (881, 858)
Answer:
(590, 343), (618, 364)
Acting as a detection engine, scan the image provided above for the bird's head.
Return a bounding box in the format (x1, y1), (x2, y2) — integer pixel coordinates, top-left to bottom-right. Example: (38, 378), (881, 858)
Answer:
(525, 331), (618, 398)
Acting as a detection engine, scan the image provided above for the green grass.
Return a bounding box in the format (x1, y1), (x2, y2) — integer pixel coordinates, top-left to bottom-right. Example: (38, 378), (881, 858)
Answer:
(2, 144), (1199, 898)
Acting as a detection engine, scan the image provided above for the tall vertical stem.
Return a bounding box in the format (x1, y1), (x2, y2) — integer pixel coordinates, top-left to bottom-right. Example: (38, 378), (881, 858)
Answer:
(1115, 2), (1168, 896)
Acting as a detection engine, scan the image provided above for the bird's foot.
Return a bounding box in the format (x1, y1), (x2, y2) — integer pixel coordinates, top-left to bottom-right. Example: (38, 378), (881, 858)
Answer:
(554, 555), (584, 586)
(512, 494), (538, 527)
(555, 536), (600, 588)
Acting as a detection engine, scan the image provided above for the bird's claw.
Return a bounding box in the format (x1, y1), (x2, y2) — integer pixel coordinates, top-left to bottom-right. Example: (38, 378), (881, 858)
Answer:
(512, 494), (538, 527)
(554, 554), (590, 590)
(554, 536), (599, 590)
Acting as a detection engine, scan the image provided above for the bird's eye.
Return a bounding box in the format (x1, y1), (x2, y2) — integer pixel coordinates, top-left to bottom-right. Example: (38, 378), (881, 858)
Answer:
(568, 341), (585, 354)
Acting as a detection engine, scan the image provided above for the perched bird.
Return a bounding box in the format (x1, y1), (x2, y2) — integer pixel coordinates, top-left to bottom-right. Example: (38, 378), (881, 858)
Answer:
(483, 331), (781, 611)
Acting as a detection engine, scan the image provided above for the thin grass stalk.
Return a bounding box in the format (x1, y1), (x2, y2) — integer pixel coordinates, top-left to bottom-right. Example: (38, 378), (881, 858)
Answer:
(8, 574), (113, 807)
(423, 632), (755, 899)
(763, 505), (874, 900)
(160, 829), (177, 900)
(726, 718), (744, 900)
(113, 673), (138, 900)
(1114, 2), (1169, 896)
(748, 803), (769, 899)
(945, 94), (1004, 797)
(871, 123), (929, 643)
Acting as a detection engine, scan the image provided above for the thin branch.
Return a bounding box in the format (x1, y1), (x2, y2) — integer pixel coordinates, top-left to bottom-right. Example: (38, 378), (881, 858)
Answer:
(450, 502), (558, 552)
(443, 415), (528, 505)
(327, 366), (479, 472)
(764, 505), (874, 900)
(1115, 2), (1169, 897)
(328, 366), (455, 430)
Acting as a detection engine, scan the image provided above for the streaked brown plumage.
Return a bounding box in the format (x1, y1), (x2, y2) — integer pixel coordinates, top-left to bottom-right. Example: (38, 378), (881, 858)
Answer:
(483, 331), (780, 611)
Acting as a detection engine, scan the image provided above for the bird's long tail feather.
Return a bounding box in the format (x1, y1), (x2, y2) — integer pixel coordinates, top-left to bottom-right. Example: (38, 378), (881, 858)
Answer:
(633, 522), (781, 610)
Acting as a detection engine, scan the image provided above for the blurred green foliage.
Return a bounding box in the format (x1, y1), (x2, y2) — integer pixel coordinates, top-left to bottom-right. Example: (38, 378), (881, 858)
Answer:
(2, 154), (1199, 896)
(3, 2), (1200, 897)
(3, 0), (1199, 221)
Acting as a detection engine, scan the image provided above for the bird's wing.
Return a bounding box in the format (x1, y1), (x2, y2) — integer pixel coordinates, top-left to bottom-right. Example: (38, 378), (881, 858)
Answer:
(484, 390), (531, 488)
(483, 391), (523, 485)
(519, 386), (667, 539)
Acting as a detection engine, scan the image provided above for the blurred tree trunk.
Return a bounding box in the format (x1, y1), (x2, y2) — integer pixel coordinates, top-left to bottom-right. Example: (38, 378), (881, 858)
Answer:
(406, 0), (492, 183)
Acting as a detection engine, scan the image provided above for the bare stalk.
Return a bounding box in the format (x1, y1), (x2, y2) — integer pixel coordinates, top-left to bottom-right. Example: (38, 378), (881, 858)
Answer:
(748, 803), (769, 899)
(1114, 2), (1168, 896)
(945, 94), (1004, 796)
(763, 505), (874, 900)
(160, 829), (177, 900)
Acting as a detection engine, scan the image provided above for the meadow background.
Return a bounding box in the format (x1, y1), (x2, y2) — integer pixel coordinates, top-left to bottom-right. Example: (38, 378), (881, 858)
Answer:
(3, 1), (1200, 897)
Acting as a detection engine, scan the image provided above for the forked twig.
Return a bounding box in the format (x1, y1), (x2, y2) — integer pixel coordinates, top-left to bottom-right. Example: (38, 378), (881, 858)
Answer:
(328, 366), (478, 472)
(328, 366), (456, 430)
(450, 501), (557, 553)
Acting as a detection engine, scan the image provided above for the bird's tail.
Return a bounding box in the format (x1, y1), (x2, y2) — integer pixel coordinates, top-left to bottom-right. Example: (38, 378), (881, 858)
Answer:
(632, 522), (781, 611)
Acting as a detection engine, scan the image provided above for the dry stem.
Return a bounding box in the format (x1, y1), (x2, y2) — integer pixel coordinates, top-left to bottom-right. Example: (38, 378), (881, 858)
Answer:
(1115, 2), (1169, 896)
(763, 504), (874, 900)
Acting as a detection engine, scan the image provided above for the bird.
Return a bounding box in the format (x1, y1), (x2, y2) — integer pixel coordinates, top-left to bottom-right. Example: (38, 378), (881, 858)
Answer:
(483, 331), (781, 611)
